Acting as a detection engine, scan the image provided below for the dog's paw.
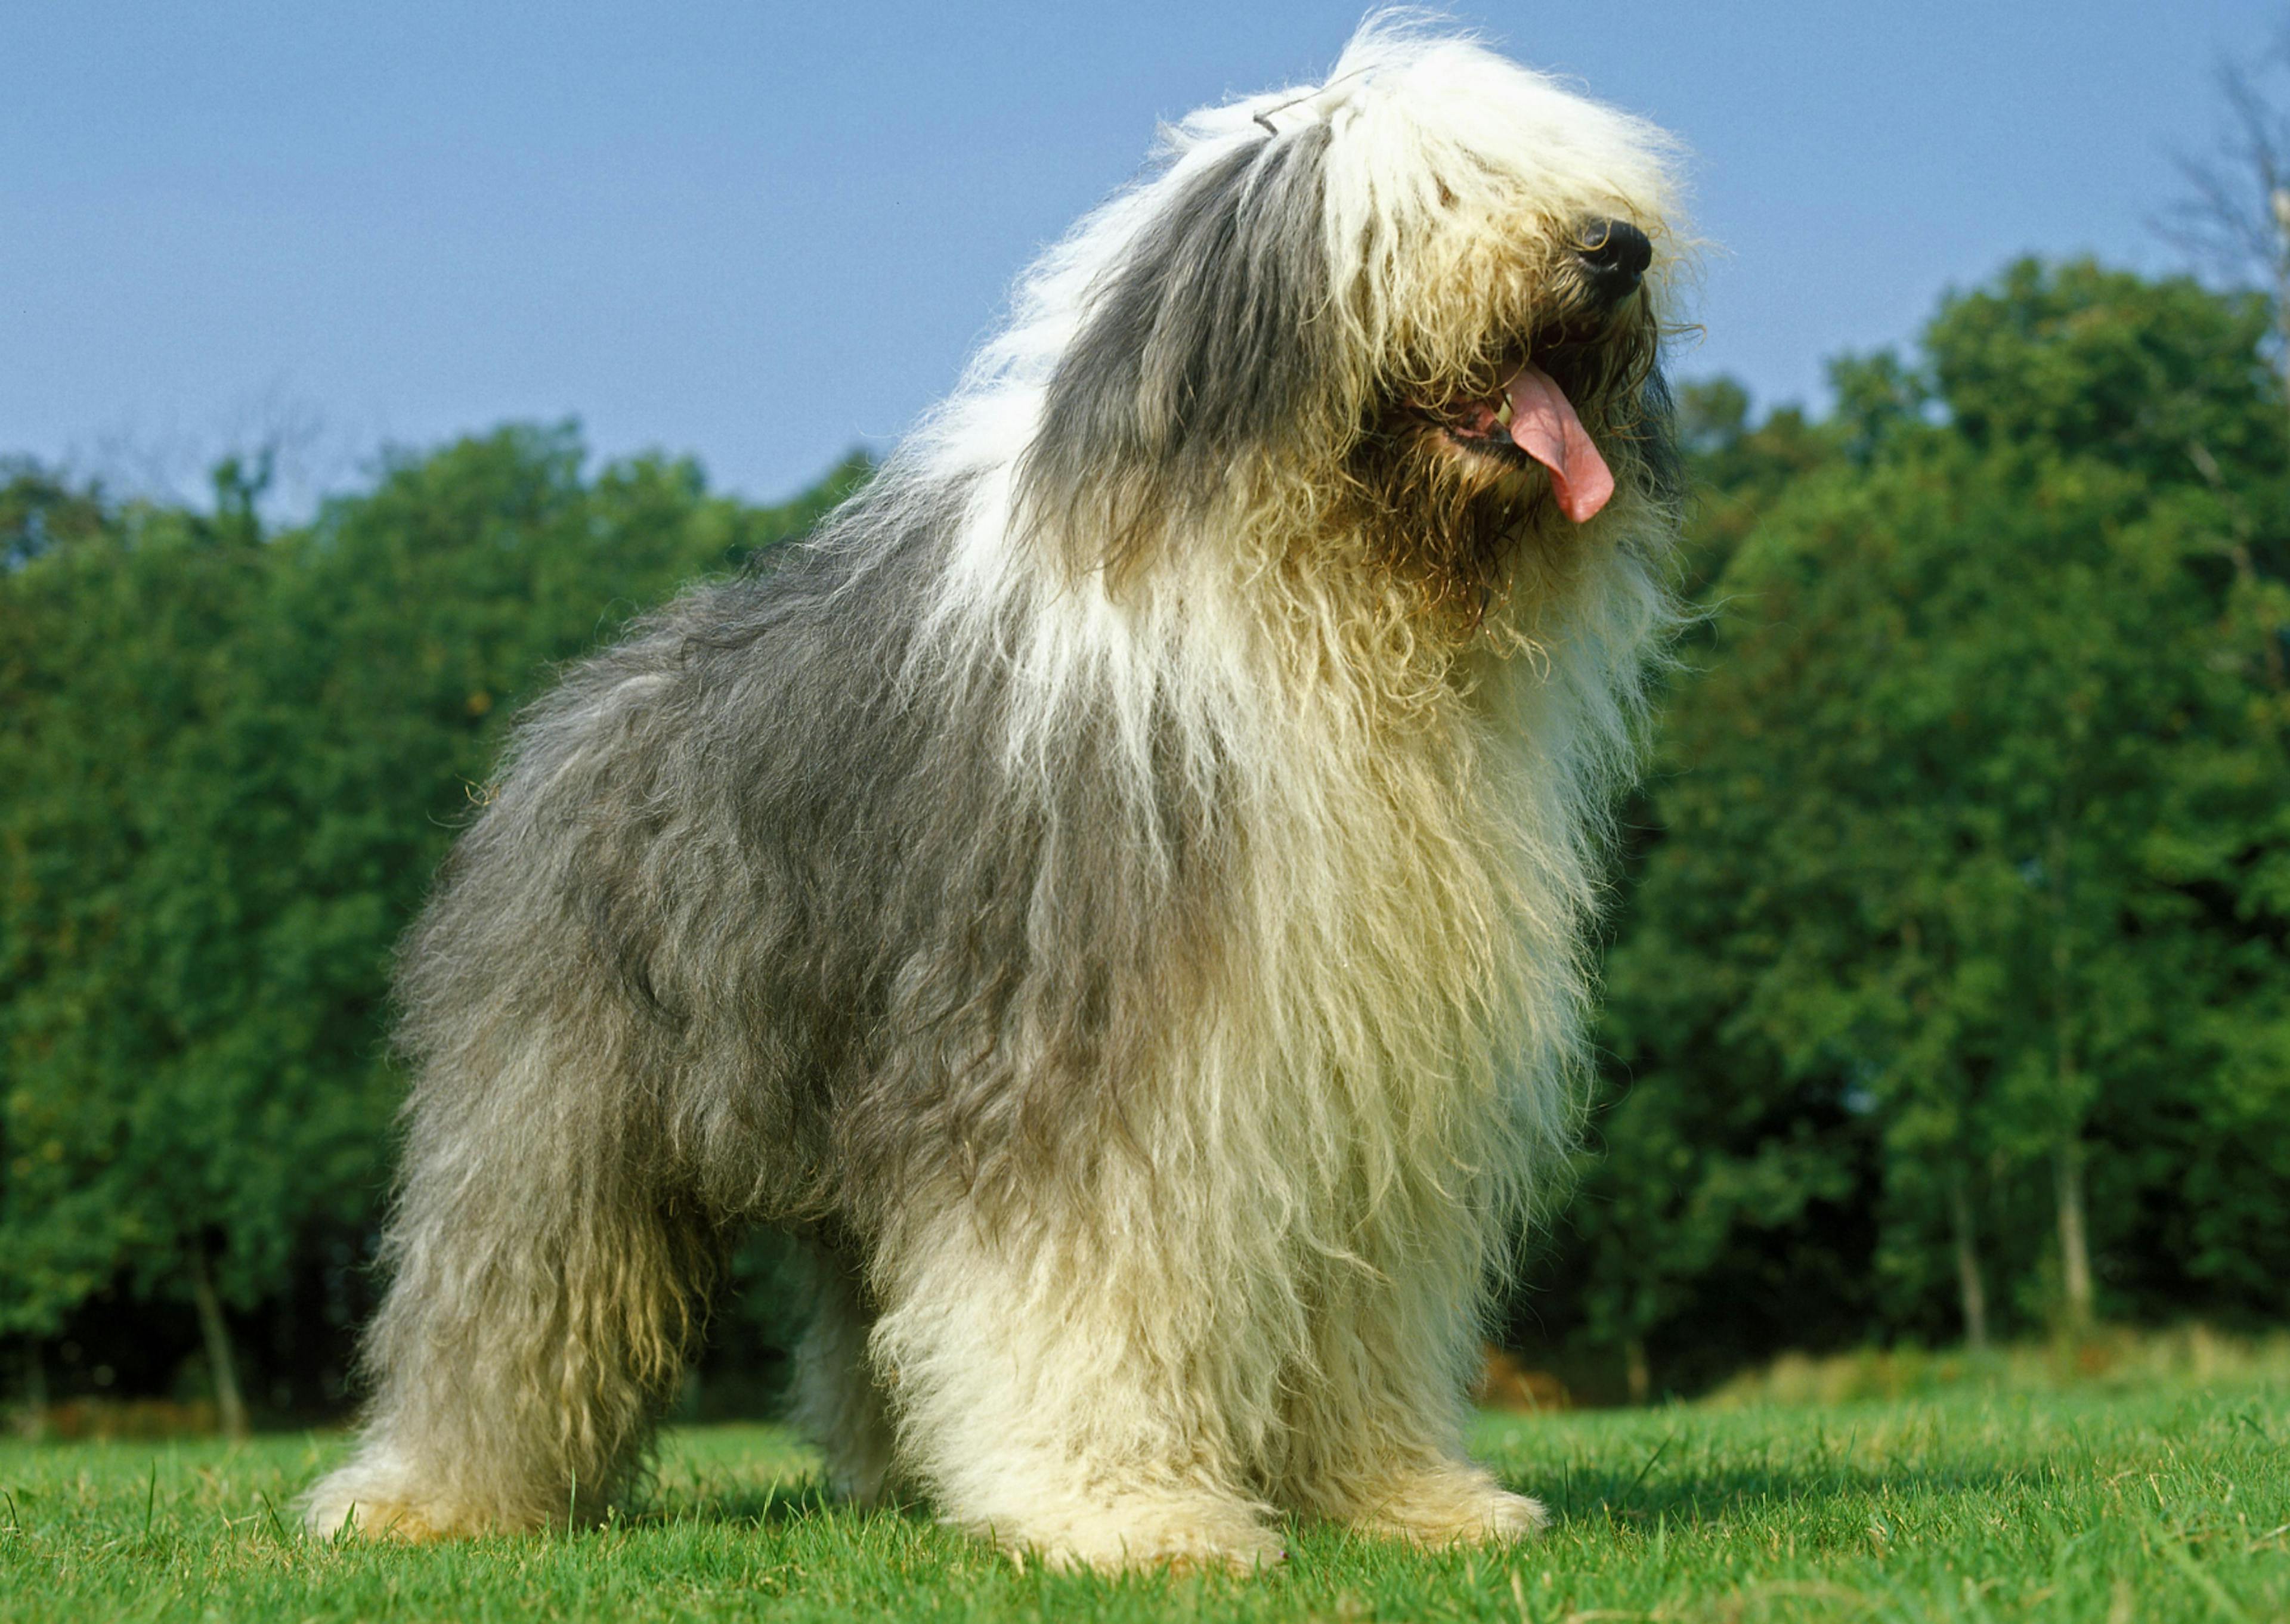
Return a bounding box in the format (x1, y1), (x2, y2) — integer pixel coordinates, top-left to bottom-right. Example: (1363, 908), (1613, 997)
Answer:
(302, 1462), (500, 1542)
(303, 1480), (445, 1542)
(1456, 1486), (1552, 1542)
(1337, 1468), (1551, 1547)
(1032, 1520), (1288, 1577)
(981, 1496), (1287, 1575)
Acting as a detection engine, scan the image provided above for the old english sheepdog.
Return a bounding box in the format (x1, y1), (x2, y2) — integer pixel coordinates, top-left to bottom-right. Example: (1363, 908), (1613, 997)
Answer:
(307, 18), (1686, 1572)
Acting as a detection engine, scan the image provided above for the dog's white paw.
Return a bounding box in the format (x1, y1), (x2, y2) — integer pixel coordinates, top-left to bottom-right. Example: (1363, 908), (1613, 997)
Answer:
(304, 1475), (443, 1542)
(982, 1496), (1287, 1575)
(1339, 1469), (1552, 1546)
(302, 1461), (506, 1542)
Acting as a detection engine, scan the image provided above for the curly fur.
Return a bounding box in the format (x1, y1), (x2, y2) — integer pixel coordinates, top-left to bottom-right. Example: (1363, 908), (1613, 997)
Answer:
(305, 16), (1688, 1572)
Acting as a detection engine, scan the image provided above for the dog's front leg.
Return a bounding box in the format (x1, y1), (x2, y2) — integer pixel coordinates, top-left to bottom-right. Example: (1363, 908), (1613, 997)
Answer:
(867, 1195), (1287, 1574)
(1274, 1215), (1550, 1546)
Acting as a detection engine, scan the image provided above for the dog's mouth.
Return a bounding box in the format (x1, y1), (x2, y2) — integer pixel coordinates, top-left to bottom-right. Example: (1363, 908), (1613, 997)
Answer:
(1411, 349), (1614, 523)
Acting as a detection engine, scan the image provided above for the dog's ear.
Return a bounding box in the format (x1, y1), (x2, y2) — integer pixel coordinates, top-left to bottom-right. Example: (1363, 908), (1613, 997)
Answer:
(1023, 125), (1334, 583)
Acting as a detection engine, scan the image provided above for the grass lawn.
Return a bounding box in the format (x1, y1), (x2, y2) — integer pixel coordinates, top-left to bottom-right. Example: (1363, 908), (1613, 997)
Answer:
(1, 1380), (2283, 1622)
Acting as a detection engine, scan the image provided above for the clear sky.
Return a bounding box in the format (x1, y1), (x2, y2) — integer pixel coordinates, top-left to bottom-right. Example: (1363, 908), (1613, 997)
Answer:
(4, 2), (2283, 511)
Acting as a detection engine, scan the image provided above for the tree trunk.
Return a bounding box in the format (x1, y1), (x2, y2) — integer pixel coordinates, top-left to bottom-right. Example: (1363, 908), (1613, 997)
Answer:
(1623, 1335), (1651, 1406)
(2047, 811), (2096, 1334)
(1946, 1171), (1991, 1353)
(188, 1245), (249, 1439)
(17, 1340), (46, 1440)
(2272, 185), (2289, 445)
(2053, 1138), (2095, 1334)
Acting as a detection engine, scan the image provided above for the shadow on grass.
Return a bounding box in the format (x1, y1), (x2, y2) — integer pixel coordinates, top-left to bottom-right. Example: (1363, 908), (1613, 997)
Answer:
(1514, 1452), (2026, 1531)
(633, 1423), (2028, 1542)
(645, 1465), (2022, 1546)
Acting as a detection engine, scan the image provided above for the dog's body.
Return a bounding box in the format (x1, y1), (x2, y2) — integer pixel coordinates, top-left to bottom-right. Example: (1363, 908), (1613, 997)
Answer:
(307, 21), (1685, 1570)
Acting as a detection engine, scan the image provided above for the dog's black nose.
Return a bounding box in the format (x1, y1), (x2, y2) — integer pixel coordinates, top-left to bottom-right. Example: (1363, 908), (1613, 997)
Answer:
(1576, 219), (1653, 299)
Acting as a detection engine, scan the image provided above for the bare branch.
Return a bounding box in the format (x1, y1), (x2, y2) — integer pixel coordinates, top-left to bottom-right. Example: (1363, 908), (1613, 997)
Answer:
(2156, 27), (2290, 433)
(2155, 38), (2290, 287)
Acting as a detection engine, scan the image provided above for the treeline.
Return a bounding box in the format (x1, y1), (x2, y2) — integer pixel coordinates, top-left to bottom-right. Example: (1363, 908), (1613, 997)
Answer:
(3, 256), (2287, 1423)
(1512, 258), (2290, 1399)
(0, 436), (864, 1424)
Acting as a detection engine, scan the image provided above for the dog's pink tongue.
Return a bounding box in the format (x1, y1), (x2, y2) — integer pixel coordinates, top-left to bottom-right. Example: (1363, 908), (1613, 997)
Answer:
(1503, 364), (1614, 522)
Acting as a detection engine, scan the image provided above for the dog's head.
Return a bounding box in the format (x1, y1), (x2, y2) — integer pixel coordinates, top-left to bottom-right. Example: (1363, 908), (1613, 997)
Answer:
(1013, 20), (1688, 628)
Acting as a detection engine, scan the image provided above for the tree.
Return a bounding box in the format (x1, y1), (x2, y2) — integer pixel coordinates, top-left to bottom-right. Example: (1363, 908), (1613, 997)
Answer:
(0, 427), (865, 1424)
(1553, 259), (2290, 1383)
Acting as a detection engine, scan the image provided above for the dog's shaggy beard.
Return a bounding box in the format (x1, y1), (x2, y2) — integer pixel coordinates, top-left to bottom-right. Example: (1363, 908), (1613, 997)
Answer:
(1344, 303), (1675, 638)
(304, 16), (1691, 1576)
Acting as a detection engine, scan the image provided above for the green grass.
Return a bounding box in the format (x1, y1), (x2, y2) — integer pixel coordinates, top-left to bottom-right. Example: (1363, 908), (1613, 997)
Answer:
(2, 1382), (2285, 1622)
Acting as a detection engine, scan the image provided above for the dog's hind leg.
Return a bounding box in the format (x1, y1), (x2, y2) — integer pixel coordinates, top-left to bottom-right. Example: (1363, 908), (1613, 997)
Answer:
(786, 1236), (900, 1507)
(304, 1040), (716, 1540)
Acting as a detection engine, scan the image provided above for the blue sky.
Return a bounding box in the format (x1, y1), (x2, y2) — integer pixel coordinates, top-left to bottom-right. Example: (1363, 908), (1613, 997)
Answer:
(4, 2), (2283, 510)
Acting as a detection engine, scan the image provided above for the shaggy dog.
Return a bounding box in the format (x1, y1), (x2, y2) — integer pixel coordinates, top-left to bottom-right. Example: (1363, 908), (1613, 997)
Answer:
(306, 19), (1685, 1572)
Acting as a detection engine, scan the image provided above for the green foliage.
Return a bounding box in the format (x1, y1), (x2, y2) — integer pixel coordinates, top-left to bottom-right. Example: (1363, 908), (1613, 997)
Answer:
(1540, 258), (2290, 1389)
(1926, 259), (2280, 478)
(0, 430), (861, 1389)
